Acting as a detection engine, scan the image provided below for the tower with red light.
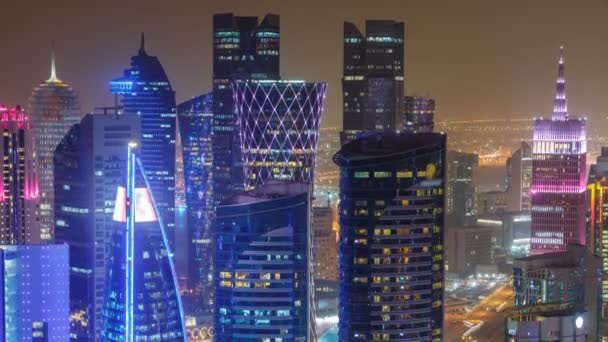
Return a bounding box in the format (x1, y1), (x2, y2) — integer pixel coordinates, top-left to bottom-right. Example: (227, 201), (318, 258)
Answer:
(0, 106), (40, 244)
(530, 47), (587, 255)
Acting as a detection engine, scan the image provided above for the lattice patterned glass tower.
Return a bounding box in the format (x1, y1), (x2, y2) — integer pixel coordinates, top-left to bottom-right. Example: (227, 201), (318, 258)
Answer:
(27, 49), (80, 242)
(0, 106), (40, 244)
(531, 47), (587, 255)
(233, 80), (327, 190)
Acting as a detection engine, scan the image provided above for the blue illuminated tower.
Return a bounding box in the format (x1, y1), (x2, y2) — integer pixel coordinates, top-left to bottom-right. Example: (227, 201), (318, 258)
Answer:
(110, 33), (177, 251)
(176, 92), (214, 313)
(214, 182), (315, 341)
(101, 143), (185, 341)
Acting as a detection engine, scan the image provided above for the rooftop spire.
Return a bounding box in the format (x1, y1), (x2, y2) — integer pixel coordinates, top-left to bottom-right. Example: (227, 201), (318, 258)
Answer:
(138, 32), (146, 55)
(46, 41), (61, 83)
(552, 46), (567, 120)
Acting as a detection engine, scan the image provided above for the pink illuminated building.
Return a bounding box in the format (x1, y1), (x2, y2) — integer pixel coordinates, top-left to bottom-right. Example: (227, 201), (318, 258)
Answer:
(0, 106), (40, 244)
(530, 47), (587, 255)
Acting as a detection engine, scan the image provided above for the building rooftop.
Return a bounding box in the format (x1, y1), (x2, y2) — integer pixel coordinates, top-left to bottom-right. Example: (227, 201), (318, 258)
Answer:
(220, 182), (309, 206)
(333, 131), (445, 167)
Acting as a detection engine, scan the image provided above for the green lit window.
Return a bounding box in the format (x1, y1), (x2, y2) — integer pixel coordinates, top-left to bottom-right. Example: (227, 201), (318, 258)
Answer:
(354, 171), (369, 178)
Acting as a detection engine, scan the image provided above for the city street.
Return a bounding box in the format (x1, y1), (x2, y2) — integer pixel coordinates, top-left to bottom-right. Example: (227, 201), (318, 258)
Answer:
(445, 284), (514, 342)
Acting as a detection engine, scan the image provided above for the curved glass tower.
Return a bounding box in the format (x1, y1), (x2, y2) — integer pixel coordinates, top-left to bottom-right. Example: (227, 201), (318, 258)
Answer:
(27, 48), (80, 242)
(102, 145), (185, 341)
(334, 132), (446, 342)
(214, 182), (314, 341)
(233, 80), (327, 190)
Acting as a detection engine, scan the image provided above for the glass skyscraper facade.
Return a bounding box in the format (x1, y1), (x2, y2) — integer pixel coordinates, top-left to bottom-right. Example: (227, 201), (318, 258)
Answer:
(403, 96), (435, 133)
(212, 13), (280, 205)
(0, 106), (40, 244)
(176, 92), (214, 314)
(102, 145), (185, 341)
(587, 147), (608, 317)
(27, 50), (81, 242)
(341, 20), (404, 145)
(54, 113), (140, 341)
(110, 34), (177, 251)
(1, 244), (70, 342)
(446, 151), (478, 226)
(214, 182), (314, 341)
(531, 47), (587, 255)
(233, 80), (327, 190)
(334, 132), (446, 341)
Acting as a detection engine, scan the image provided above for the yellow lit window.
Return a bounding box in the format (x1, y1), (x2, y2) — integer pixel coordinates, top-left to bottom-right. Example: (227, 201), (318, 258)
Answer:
(374, 171), (391, 178)
(383, 229), (391, 236)
(220, 281), (232, 287)
(354, 257), (368, 264)
(397, 171), (413, 178)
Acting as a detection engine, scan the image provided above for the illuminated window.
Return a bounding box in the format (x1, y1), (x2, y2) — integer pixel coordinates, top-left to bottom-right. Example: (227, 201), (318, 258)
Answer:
(354, 171), (369, 178)
(397, 171), (413, 178)
(401, 199), (409, 206)
(354, 257), (368, 264)
(374, 171), (391, 178)
(220, 281), (231, 287)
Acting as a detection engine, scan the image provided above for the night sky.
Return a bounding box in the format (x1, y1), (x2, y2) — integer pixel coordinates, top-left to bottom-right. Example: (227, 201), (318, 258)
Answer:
(2, 0), (608, 127)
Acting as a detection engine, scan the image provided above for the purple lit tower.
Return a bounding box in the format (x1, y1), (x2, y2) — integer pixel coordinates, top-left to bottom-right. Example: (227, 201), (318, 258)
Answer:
(530, 47), (587, 255)
(233, 80), (327, 190)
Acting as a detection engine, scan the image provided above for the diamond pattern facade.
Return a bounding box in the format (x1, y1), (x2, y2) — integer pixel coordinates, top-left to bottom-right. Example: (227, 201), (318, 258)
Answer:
(233, 80), (327, 189)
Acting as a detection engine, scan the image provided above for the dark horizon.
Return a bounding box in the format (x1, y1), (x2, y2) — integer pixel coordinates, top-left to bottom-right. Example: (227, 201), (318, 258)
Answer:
(2, 0), (608, 127)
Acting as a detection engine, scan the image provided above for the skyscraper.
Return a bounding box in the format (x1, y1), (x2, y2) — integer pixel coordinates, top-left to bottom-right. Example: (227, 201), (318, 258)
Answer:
(214, 182), (315, 341)
(176, 92), (214, 314)
(110, 33), (177, 250)
(312, 205), (338, 281)
(334, 131), (446, 341)
(102, 144), (185, 341)
(54, 112), (140, 341)
(506, 141), (532, 212)
(27, 49), (80, 242)
(0, 106), (40, 244)
(446, 151), (478, 226)
(233, 80), (327, 190)
(341, 20), (404, 145)
(212, 13), (280, 204)
(0, 244), (70, 341)
(403, 96), (435, 133)
(587, 147), (608, 317)
(530, 47), (587, 255)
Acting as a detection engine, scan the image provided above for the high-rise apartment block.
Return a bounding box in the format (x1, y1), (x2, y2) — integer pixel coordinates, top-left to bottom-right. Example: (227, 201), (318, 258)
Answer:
(334, 132), (446, 341)
(341, 20), (404, 145)
(0, 106), (40, 244)
(54, 112), (140, 341)
(530, 47), (587, 255)
(212, 13), (280, 204)
(27, 50), (80, 242)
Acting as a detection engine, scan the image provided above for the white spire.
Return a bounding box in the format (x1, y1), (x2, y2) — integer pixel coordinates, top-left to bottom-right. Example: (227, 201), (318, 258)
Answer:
(46, 42), (61, 83)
